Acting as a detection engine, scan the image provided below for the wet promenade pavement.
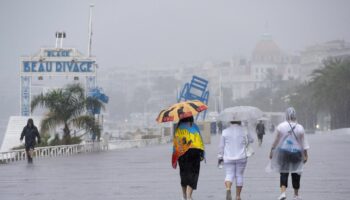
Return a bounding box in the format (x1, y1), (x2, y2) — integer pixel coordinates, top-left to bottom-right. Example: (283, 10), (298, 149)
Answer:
(0, 130), (350, 200)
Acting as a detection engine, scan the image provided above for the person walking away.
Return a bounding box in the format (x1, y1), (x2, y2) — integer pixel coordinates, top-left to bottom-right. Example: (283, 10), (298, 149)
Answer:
(172, 116), (205, 200)
(20, 118), (41, 163)
(269, 107), (309, 200)
(218, 120), (254, 200)
(102, 132), (110, 150)
(256, 120), (265, 146)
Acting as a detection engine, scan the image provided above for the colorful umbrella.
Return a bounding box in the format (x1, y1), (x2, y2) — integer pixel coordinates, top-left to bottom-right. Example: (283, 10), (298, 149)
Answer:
(156, 100), (208, 123)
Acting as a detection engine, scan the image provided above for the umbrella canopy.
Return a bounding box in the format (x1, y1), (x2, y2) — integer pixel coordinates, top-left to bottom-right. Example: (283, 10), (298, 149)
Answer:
(156, 100), (208, 123)
(218, 106), (263, 122)
(258, 116), (270, 121)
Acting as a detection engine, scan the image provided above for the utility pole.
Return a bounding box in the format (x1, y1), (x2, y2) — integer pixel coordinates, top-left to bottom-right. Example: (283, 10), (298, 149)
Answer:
(219, 70), (224, 112)
(87, 4), (94, 57)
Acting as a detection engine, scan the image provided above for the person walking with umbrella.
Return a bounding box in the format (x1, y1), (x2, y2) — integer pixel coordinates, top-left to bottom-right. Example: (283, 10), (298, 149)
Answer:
(173, 116), (205, 200)
(269, 107), (309, 200)
(157, 100), (207, 200)
(217, 106), (262, 200)
(218, 119), (254, 200)
(20, 118), (41, 163)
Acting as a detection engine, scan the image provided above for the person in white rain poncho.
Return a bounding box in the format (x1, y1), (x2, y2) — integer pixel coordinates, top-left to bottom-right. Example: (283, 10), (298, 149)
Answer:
(269, 107), (310, 200)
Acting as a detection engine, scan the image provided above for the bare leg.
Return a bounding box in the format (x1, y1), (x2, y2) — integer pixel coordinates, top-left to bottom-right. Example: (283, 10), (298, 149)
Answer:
(181, 186), (186, 199)
(236, 186), (242, 200)
(186, 186), (193, 200)
(225, 181), (232, 200)
(29, 149), (34, 163)
(225, 181), (233, 190)
(235, 159), (247, 200)
(279, 173), (288, 199)
(27, 148), (35, 163)
(294, 188), (299, 197)
(280, 185), (286, 193)
(276, 186), (287, 200)
(26, 150), (32, 163)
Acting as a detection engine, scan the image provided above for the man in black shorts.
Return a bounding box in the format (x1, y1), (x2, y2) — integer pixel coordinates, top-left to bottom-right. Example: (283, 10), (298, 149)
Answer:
(20, 118), (41, 163)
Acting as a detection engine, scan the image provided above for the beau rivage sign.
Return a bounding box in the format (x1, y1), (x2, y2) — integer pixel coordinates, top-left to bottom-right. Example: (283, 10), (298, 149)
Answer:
(20, 48), (96, 76)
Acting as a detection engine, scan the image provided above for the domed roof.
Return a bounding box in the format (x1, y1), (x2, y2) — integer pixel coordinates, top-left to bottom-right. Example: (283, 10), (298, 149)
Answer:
(252, 34), (283, 63)
(253, 34), (282, 56)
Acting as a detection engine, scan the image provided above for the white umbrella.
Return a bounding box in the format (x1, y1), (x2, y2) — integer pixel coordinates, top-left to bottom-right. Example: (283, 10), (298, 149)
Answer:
(218, 106), (263, 122)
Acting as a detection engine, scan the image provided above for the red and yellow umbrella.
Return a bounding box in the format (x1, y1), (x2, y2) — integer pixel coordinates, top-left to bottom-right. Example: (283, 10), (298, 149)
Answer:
(156, 100), (208, 123)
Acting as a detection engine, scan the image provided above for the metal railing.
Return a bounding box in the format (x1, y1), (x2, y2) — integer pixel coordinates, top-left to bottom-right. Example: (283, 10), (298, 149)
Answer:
(0, 136), (172, 164)
(0, 142), (107, 164)
(108, 136), (172, 150)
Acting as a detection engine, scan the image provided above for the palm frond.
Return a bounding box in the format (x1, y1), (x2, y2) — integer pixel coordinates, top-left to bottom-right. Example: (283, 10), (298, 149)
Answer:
(40, 112), (64, 135)
(31, 93), (46, 112)
(71, 115), (101, 135)
(66, 83), (85, 98)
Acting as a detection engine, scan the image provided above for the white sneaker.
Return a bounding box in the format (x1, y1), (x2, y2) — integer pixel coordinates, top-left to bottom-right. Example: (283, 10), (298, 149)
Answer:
(293, 196), (302, 200)
(278, 192), (286, 200)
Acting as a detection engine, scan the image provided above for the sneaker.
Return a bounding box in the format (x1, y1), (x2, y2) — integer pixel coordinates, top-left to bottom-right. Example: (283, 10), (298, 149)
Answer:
(293, 196), (302, 200)
(226, 190), (232, 200)
(278, 192), (286, 200)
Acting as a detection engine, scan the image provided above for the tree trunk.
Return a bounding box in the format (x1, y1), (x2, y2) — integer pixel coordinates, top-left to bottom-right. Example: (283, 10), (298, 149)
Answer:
(62, 123), (71, 144)
(330, 110), (336, 130)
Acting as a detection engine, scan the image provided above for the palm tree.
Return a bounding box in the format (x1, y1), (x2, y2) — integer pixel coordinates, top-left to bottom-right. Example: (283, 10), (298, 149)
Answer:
(289, 83), (318, 130)
(309, 56), (350, 129)
(31, 83), (106, 144)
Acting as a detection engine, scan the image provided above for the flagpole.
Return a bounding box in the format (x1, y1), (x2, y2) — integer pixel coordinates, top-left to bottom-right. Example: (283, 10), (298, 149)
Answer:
(87, 4), (94, 57)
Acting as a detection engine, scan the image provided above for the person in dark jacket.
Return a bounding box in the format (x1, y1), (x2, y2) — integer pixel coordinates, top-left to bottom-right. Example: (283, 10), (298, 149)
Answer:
(20, 118), (41, 163)
(256, 120), (265, 147)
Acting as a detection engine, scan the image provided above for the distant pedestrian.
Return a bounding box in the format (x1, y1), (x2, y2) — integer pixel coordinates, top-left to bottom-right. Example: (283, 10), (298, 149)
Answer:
(172, 116), (205, 200)
(20, 118), (41, 164)
(256, 120), (265, 146)
(218, 120), (254, 200)
(269, 107), (309, 200)
(102, 132), (110, 150)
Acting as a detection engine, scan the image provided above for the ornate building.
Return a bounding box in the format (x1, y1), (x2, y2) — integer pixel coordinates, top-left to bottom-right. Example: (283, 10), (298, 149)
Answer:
(229, 34), (300, 101)
(300, 40), (350, 81)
